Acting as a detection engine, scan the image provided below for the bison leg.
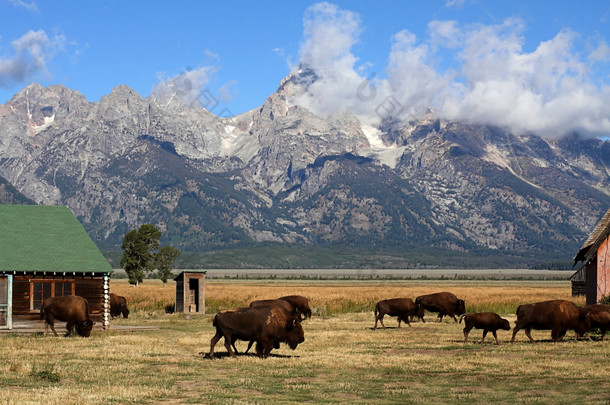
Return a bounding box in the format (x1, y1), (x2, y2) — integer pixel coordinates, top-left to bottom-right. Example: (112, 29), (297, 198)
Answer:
(230, 336), (240, 355)
(463, 326), (472, 342)
(451, 315), (458, 323)
(374, 314), (386, 329)
(208, 331), (222, 359)
(438, 314), (444, 322)
(244, 340), (255, 354)
(524, 328), (535, 343)
(510, 324), (522, 343)
(602, 328), (607, 341)
(65, 321), (75, 337)
(492, 331), (499, 345)
(223, 334), (237, 358)
(551, 326), (566, 342)
(480, 330), (488, 344)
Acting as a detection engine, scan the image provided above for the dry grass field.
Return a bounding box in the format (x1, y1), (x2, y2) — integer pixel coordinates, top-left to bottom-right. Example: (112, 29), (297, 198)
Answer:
(1, 279), (609, 405)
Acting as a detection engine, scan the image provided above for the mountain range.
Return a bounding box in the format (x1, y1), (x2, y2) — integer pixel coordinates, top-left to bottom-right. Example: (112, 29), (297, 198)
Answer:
(1, 70), (609, 267)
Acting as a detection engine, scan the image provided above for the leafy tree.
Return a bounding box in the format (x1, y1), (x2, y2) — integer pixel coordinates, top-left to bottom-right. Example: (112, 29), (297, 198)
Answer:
(120, 224), (161, 286)
(155, 246), (181, 284)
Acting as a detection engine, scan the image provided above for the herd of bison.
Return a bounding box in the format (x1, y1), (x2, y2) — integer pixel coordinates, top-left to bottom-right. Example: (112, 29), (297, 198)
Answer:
(38, 291), (610, 359)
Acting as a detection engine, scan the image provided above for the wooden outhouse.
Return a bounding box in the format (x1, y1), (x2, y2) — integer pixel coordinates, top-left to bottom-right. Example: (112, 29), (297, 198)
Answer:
(572, 208), (610, 304)
(174, 270), (206, 314)
(0, 205), (113, 330)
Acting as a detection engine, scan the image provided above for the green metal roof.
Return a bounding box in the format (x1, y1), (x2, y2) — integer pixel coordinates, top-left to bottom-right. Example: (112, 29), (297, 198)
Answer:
(0, 205), (113, 273)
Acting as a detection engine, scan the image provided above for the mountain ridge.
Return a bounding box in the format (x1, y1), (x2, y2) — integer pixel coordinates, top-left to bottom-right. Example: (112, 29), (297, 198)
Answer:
(0, 77), (609, 267)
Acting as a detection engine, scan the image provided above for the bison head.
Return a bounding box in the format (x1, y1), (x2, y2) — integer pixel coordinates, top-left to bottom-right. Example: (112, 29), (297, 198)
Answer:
(500, 318), (511, 331)
(455, 299), (466, 316)
(76, 319), (94, 337)
(286, 318), (305, 350)
(121, 307), (130, 319)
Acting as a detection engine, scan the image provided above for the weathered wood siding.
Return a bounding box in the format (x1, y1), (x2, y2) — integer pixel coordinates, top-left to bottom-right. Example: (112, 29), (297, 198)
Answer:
(12, 274), (105, 322)
(175, 276), (184, 313)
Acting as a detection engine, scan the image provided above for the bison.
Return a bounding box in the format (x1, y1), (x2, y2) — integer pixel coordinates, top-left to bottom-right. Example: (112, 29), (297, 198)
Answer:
(238, 299), (300, 354)
(208, 306), (305, 359)
(109, 293), (129, 319)
(279, 295), (312, 320)
(460, 312), (511, 344)
(250, 299), (298, 317)
(582, 304), (610, 341)
(415, 292), (466, 322)
(510, 300), (588, 343)
(40, 295), (95, 337)
(374, 298), (424, 329)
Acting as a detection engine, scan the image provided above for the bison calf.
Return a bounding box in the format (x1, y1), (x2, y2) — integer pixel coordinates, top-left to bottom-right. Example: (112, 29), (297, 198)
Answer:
(40, 295), (95, 337)
(110, 293), (130, 319)
(510, 300), (588, 343)
(374, 298), (423, 329)
(415, 292), (466, 322)
(460, 312), (510, 344)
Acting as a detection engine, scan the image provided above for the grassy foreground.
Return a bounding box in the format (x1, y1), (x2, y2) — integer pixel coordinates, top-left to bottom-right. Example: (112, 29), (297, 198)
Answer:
(1, 280), (608, 404)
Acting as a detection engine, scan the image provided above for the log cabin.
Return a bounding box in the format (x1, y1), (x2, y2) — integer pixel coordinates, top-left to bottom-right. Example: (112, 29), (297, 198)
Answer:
(0, 205), (113, 330)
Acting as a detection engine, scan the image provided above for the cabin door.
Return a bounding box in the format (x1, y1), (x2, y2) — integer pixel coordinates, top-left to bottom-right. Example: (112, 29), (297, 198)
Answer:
(0, 275), (12, 329)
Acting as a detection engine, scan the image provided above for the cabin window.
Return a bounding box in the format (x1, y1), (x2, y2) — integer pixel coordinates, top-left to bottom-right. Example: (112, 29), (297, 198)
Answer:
(29, 280), (75, 312)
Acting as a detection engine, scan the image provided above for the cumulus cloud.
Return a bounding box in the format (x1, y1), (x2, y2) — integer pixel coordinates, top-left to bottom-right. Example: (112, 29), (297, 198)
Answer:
(0, 29), (64, 88)
(289, 3), (610, 138)
(290, 2), (389, 125)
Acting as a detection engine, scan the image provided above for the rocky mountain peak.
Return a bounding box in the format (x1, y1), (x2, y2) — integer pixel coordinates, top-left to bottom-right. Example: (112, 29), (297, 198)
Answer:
(0, 81), (608, 264)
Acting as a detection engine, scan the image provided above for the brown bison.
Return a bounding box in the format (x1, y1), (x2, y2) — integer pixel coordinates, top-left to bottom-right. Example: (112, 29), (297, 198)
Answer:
(40, 295), (95, 337)
(415, 292), (466, 322)
(279, 295), (312, 320)
(460, 312), (511, 344)
(250, 299), (298, 316)
(208, 306), (305, 359)
(510, 300), (588, 343)
(238, 299), (299, 353)
(582, 304), (610, 341)
(109, 293), (129, 319)
(374, 298), (424, 329)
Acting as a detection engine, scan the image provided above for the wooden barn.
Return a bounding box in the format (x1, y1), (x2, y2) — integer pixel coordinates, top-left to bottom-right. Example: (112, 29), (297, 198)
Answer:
(0, 205), (113, 330)
(174, 270), (206, 314)
(572, 208), (610, 304)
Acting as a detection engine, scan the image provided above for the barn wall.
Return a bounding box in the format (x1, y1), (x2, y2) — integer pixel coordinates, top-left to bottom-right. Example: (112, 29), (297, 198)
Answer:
(597, 237), (610, 303)
(12, 274), (105, 322)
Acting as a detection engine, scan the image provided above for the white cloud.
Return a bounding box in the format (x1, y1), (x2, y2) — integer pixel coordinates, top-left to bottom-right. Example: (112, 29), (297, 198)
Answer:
(151, 66), (216, 108)
(289, 3), (610, 138)
(9, 0), (39, 13)
(290, 2), (376, 121)
(440, 21), (610, 137)
(0, 29), (64, 88)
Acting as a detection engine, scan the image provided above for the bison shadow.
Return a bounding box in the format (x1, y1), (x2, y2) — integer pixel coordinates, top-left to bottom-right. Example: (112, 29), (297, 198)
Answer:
(198, 352), (300, 360)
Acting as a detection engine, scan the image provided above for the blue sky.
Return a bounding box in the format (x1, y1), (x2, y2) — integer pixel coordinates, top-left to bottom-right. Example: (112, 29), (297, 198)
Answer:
(1, 0), (609, 137)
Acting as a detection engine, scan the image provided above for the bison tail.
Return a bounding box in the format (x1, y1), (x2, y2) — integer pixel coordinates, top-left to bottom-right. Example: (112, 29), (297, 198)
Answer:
(374, 302), (379, 317)
(515, 305), (522, 316)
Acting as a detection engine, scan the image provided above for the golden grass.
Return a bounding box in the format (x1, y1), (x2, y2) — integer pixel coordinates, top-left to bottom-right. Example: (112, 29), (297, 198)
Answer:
(1, 280), (601, 404)
(111, 278), (585, 316)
